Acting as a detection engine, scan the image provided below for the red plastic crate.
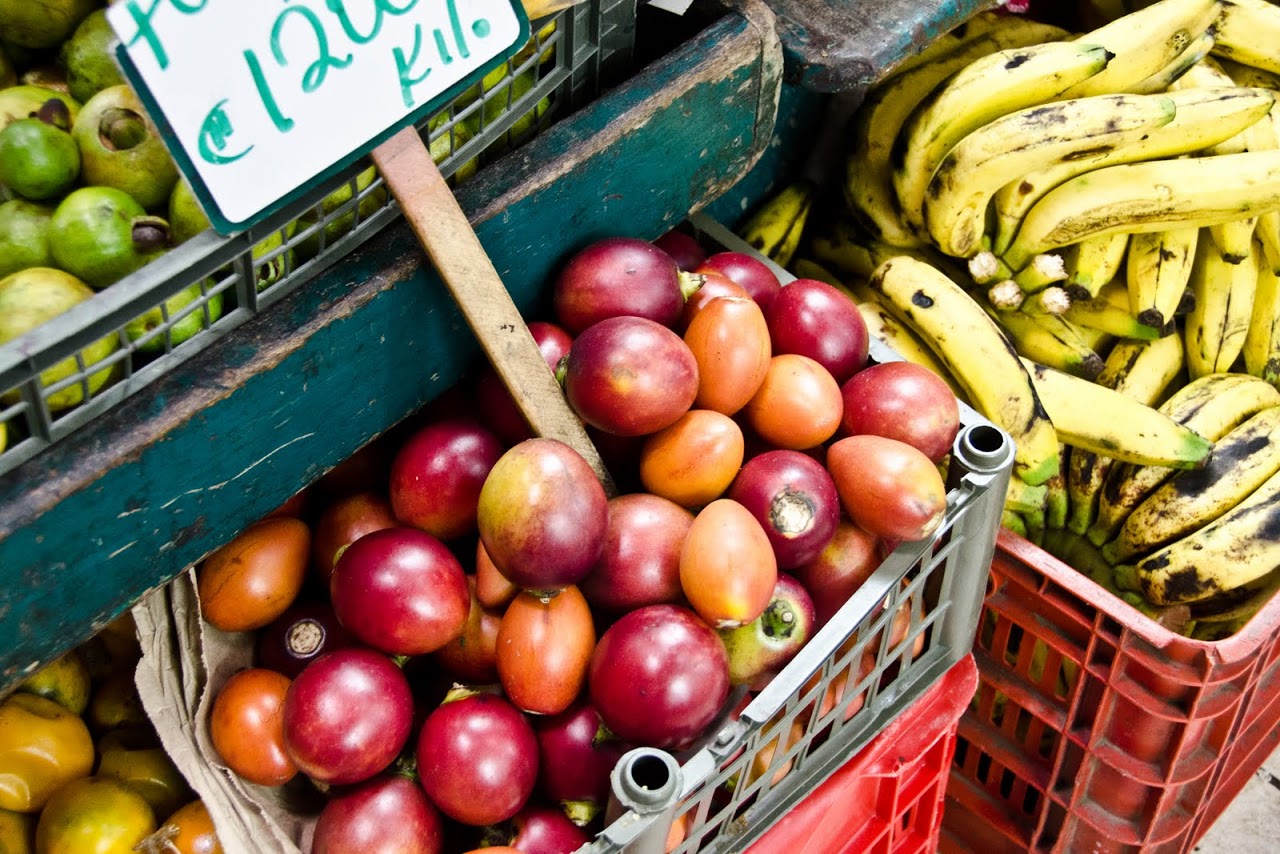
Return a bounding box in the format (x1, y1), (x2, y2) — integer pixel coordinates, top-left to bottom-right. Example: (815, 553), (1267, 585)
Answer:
(750, 654), (978, 854)
(941, 530), (1280, 854)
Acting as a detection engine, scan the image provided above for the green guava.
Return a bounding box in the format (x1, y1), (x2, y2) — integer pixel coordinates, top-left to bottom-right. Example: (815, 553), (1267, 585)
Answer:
(60, 10), (125, 104)
(73, 84), (179, 211)
(48, 186), (170, 288)
(0, 199), (55, 277)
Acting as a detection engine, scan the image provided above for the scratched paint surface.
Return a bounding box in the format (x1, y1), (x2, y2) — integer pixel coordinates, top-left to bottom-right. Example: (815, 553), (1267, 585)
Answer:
(0, 12), (780, 692)
(766, 0), (996, 90)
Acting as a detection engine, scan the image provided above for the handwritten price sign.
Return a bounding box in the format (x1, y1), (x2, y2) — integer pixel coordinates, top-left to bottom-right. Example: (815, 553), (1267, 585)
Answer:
(106, 0), (529, 232)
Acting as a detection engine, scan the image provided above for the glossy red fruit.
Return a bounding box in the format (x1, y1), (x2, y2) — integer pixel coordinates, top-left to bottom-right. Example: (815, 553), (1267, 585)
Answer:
(474, 322), (575, 446)
(588, 604), (730, 750)
(311, 492), (398, 584)
(653, 229), (707, 272)
(792, 519), (881, 629)
(696, 252), (782, 313)
(389, 418), (505, 541)
(256, 601), (353, 679)
(534, 700), (625, 812)
(497, 586), (596, 716)
(765, 279), (869, 384)
(505, 805), (591, 854)
(554, 237), (684, 333)
(433, 576), (502, 684)
(417, 693), (539, 826)
(562, 316), (699, 437)
(839, 360), (960, 462)
(826, 435), (947, 542)
(282, 648), (414, 786)
(477, 439), (609, 591)
(312, 775), (444, 854)
(330, 527), (470, 655)
(727, 450), (840, 570)
(719, 574), (815, 690)
(580, 493), (693, 613)
(680, 499), (778, 629)
(679, 271), (750, 331)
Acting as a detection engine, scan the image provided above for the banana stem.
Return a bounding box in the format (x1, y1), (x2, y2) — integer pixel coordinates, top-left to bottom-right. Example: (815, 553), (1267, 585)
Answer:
(1020, 286), (1072, 317)
(986, 279), (1025, 311)
(1002, 510), (1029, 538)
(969, 250), (1013, 285)
(1013, 254), (1068, 292)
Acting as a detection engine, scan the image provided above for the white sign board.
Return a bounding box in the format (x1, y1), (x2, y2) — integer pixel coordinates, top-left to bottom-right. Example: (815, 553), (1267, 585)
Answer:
(106, 0), (529, 233)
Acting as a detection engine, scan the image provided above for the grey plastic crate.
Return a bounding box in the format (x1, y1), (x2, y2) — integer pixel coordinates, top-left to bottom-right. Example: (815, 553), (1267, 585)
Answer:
(0, 1), (636, 476)
(576, 217), (1015, 854)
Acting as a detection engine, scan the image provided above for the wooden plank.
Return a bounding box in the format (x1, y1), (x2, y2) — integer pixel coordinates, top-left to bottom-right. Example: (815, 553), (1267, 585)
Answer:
(764, 0), (998, 92)
(0, 7), (782, 694)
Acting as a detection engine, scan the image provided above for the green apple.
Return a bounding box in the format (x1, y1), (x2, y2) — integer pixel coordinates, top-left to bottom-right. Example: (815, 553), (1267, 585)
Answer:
(0, 266), (118, 411)
(125, 282), (223, 353)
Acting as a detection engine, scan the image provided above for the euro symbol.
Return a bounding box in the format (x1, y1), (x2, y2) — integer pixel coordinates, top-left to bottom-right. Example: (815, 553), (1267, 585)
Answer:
(198, 100), (252, 165)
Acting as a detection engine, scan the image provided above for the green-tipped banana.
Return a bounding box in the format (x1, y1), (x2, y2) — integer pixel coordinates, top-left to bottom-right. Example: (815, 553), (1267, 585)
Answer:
(1065, 334), (1185, 534)
(1065, 278), (1166, 340)
(893, 42), (1113, 241)
(869, 256), (1060, 484)
(1104, 405), (1280, 562)
(989, 86), (1275, 256)
(1002, 150), (1280, 271)
(1244, 258), (1280, 383)
(1022, 357), (1214, 468)
(1064, 232), (1131, 301)
(1059, 0), (1222, 99)
(738, 180), (814, 268)
(1002, 509), (1030, 538)
(1045, 464), (1069, 530)
(1126, 227), (1199, 329)
(790, 257), (844, 288)
(1184, 234), (1258, 377)
(1213, 0), (1280, 76)
(1117, 465), (1280, 604)
(993, 310), (1105, 380)
(1007, 476), (1049, 516)
(923, 94), (1177, 259)
(1088, 372), (1280, 544)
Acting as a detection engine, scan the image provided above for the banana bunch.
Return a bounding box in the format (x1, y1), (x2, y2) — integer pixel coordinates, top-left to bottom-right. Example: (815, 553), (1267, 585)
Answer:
(736, 0), (1280, 639)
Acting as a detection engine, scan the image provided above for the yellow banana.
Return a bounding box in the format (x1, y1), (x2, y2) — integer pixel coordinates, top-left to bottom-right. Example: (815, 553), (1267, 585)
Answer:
(869, 256), (1060, 485)
(854, 299), (964, 398)
(893, 42), (1113, 241)
(1065, 277), (1166, 340)
(1058, 0), (1222, 98)
(993, 310), (1106, 380)
(988, 86), (1275, 255)
(1087, 372), (1280, 543)
(737, 180), (814, 268)
(1212, 0), (1280, 76)
(1218, 61), (1280, 272)
(1002, 150), (1280, 271)
(1022, 357), (1214, 468)
(1065, 334), (1186, 534)
(846, 35), (1011, 248)
(893, 11), (1071, 76)
(1103, 405), (1280, 562)
(1064, 232), (1131, 300)
(1190, 565), (1280, 624)
(1184, 234), (1258, 377)
(923, 94), (1177, 259)
(1116, 466), (1280, 604)
(1129, 29), (1216, 94)
(1244, 258), (1280, 383)
(1126, 227), (1199, 328)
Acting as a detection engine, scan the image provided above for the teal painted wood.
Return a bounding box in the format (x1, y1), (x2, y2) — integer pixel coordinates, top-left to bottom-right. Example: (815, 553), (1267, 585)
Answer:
(763, 0), (999, 91)
(0, 5), (783, 694)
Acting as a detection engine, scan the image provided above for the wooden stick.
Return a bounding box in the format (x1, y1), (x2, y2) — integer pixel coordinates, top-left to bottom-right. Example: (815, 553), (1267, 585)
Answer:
(371, 127), (616, 494)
